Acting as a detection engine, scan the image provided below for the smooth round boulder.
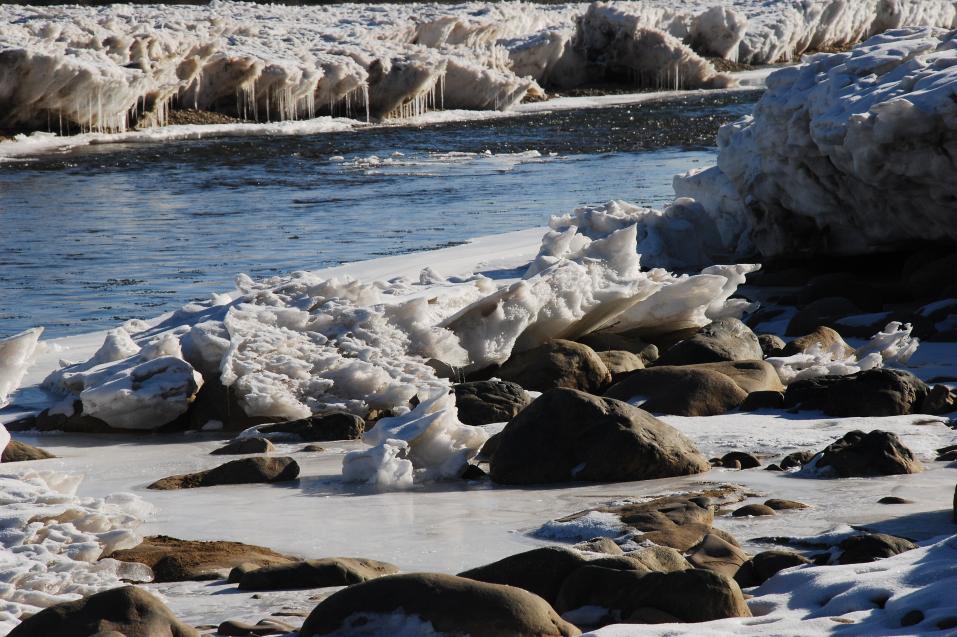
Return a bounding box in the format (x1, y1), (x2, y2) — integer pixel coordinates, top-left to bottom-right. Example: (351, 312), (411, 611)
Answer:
(453, 380), (531, 426)
(494, 339), (611, 394)
(7, 585), (199, 637)
(814, 430), (922, 477)
(782, 326), (854, 358)
(732, 504), (775, 517)
(758, 334), (785, 357)
(298, 573), (580, 637)
(1, 439), (55, 462)
(458, 547), (586, 604)
(490, 389), (710, 485)
(784, 369), (929, 417)
(837, 533), (917, 564)
(238, 557), (399, 591)
(604, 366), (747, 417)
(735, 550), (810, 587)
(597, 350), (645, 378)
(655, 319), (762, 366)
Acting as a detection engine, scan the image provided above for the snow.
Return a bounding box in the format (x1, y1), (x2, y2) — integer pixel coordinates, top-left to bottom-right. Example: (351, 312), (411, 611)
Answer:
(0, 329), (42, 410)
(532, 511), (627, 542)
(0, 469), (153, 633)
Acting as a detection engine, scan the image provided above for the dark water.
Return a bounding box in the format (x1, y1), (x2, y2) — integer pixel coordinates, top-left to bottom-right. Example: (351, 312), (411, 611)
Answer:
(0, 91), (758, 338)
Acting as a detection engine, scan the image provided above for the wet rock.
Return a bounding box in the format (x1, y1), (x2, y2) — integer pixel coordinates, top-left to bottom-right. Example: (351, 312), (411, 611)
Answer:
(147, 456), (300, 489)
(721, 452), (760, 469)
(107, 535), (296, 582)
(655, 319), (763, 366)
(453, 380), (531, 426)
(780, 450), (816, 469)
(218, 618), (295, 636)
(758, 334), (785, 358)
(764, 499), (808, 510)
(554, 567), (750, 625)
(786, 297), (862, 336)
(784, 369), (930, 417)
(605, 366), (747, 417)
(814, 430), (922, 477)
(298, 573), (580, 637)
(837, 533), (917, 564)
(6, 585), (199, 637)
(735, 550), (810, 587)
(782, 326), (854, 358)
(257, 413), (365, 442)
(490, 388), (710, 485)
(597, 350), (645, 378)
(740, 390), (785, 410)
(239, 558), (399, 591)
(211, 437), (275, 455)
(1, 439), (55, 462)
(495, 339), (611, 394)
(732, 504), (775, 517)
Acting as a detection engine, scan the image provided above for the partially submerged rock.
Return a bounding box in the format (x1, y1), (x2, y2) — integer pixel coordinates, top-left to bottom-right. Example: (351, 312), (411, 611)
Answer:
(812, 430), (922, 477)
(453, 380), (530, 426)
(147, 456), (300, 489)
(837, 533), (917, 565)
(211, 437), (276, 455)
(238, 558), (399, 591)
(784, 369), (930, 417)
(490, 388), (710, 484)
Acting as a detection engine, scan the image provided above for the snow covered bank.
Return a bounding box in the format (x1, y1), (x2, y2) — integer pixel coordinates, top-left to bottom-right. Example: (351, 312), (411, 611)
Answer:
(1, 0), (952, 135)
(0, 470), (153, 633)
(679, 27), (957, 259)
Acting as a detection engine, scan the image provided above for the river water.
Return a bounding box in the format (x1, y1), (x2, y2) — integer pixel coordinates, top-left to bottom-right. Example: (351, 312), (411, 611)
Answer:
(0, 91), (758, 338)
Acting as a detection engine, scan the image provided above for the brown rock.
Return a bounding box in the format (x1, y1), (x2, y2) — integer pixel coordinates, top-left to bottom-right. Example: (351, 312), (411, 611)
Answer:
(238, 558), (399, 591)
(453, 380), (531, 426)
(605, 366), (747, 417)
(210, 437), (275, 455)
(1, 439), (55, 462)
(655, 319), (763, 366)
(495, 339), (611, 394)
(732, 504), (775, 517)
(147, 456), (300, 489)
(764, 499), (809, 510)
(782, 326), (854, 358)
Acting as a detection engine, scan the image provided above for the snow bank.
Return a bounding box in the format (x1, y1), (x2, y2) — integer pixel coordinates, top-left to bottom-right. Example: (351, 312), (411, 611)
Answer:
(0, 328), (42, 409)
(682, 27), (957, 259)
(0, 470), (153, 633)
(768, 321), (920, 384)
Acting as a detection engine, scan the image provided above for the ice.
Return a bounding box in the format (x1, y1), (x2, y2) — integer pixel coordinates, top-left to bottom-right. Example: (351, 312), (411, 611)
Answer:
(0, 469), (153, 633)
(768, 321), (920, 384)
(0, 328), (42, 409)
(531, 510), (626, 542)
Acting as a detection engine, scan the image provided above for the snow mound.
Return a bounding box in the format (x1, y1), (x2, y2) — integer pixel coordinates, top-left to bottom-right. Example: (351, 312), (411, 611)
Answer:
(0, 328), (43, 409)
(0, 470), (154, 633)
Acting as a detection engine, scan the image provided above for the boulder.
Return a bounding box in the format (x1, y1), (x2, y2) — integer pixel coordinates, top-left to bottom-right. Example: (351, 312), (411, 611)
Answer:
(218, 619), (294, 636)
(654, 319), (762, 366)
(459, 547), (587, 604)
(554, 567), (750, 624)
(721, 452), (760, 469)
(211, 437), (275, 455)
(238, 558), (399, 591)
(7, 585), (199, 637)
(107, 535), (296, 582)
(574, 537), (623, 555)
(689, 361), (784, 394)
(1, 439), (55, 462)
(584, 495), (716, 552)
(786, 297), (861, 336)
(923, 384), (957, 415)
(732, 504), (775, 517)
(577, 331), (658, 363)
(298, 573), (580, 637)
(837, 533), (917, 564)
(735, 550), (810, 587)
(257, 413), (365, 442)
(782, 326), (854, 358)
(147, 456), (300, 489)
(604, 366), (747, 417)
(740, 390), (785, 410)
(813, 430), (922, 477)
(597, 350), (645, 379)
(764, 499), (808, 510)
(784, 369), (930, 417)
(494, 339), (611, 394)
(780, 450), (816, 469)
(453, 380), (530, 426)
(758, 334), (785, 358)
(490, 389), (710, 484)
(685, 533), (750, 578)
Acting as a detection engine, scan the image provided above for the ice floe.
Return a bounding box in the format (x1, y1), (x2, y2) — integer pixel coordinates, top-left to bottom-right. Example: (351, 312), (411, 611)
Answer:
(0, 328), (42, 410)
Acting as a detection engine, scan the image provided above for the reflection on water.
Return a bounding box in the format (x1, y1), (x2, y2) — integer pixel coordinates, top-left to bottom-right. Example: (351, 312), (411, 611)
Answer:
(0, 92), (757, 337)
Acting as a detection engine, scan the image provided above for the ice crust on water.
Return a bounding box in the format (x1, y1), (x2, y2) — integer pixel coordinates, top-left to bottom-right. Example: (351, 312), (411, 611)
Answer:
(0, 328), (42, 409)
(0, 470), (154, 633)
(2, 0), (954, 135)
(767, 321), (920, 384)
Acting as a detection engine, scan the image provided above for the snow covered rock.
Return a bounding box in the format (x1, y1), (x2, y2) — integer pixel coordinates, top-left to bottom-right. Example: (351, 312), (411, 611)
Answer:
(0, 327), (43, 409)
(490, 388), (710, 484)
(299, 572), (580, 637)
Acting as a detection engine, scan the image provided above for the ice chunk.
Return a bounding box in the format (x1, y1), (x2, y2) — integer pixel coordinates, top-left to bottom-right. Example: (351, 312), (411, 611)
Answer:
(0, 327), (43, 409)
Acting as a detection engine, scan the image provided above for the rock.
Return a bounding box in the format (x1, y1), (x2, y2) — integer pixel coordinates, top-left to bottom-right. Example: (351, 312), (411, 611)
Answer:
(814, 430), (922, 477)
(147, 456), (300, 489)
(1, 439), (55, 462)
(764, 499), (808, 510)
(837, 533), (917, 564)
(107, 535), (296, 582)
(458, 546), (587, 604)
(686, 533), (750, 578)
(721, 452), (760, 469)
(577, 330), (651, 356)
(784, 369), (930, 417)
(574, 538), (623, 555)
(597, 350), (645, 378)
(6, 405), (115, 434)
(732, 504), (775, 517)
(780, 450), (816, 469)
(786, 297), (862, 336)
(211, 437), (276, 455)
(6, 585), (199, 637)
(689, 360), (784, 393)
(183, 374), (273, 432)
(735, 550), (810, 587)
(453, 380), (530, 426)
(758, 334), (785, 357)
(218, 619), (295, 636)
(879, 496), (914, 505)
(238, 558), (399, 591)
(494, 339), (611, 394)
(554, 566), (750, 624)
(476, 432), (501, 461)
(782, 326), (854, 358)
(298, 573), (580, 637)
(922, 384), (957, 415)
(765, 463), (783, 471)
(300, 444), (325, 452)
(257, 413), (365, 442)
(489, 388), (710, 485)
(461, 464), (487, 479)
(655, 319), (763, 366)
(588, 496), (714, 552)
(740, 390), (785, 410)
(605, 366), (747, 416)
(624, 545), (693, 573)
